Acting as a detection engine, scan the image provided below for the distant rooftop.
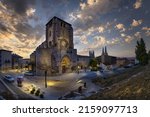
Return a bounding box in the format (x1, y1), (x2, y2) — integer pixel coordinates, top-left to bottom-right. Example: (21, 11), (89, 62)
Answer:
(0, 49), (12, 52)
(77, 55), (90, 58)
(12, 53), (23, 58)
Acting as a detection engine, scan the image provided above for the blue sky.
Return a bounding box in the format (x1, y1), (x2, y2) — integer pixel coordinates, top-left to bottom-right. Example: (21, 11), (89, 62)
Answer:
(0, 0), (150, 58)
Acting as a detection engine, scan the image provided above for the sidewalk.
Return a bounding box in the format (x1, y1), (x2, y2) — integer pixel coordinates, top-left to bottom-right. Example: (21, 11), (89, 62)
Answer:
(19, 71), (102, 100)
(1, 68), (126, 99)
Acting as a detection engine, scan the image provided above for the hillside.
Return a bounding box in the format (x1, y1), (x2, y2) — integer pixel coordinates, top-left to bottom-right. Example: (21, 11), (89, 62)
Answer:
(86, 63), (150, 100)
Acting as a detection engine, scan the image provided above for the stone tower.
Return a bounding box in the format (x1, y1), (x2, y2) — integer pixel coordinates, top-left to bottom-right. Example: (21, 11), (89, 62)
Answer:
(104, 46), (108, 55)
(101, 46), (109, 64)
(102, 47), (105, 55)
(89, 50), (95, 58)
(46, 16), (74, 50)
(35, 17), (77, 75)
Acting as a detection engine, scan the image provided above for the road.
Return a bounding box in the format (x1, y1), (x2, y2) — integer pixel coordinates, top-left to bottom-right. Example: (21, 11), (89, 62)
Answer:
(0, 70), (102, 99)
(0, 73), (35, 100)
(0, 68), (126, 100)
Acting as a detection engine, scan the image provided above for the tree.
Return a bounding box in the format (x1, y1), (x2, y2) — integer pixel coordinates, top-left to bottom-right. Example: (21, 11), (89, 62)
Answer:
(89, 58), (98, 71)
(148, 50), (150, 60)
(135, 38), (148, 65)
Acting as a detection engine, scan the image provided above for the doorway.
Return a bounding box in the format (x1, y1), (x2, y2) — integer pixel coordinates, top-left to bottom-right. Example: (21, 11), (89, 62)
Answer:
(61, 56), (71, 73)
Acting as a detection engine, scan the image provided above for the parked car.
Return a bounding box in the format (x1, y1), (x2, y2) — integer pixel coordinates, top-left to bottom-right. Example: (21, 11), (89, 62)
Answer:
(24, 71), (34, 76)
(124, 64), (134, 68)
(4, 75), (15, 82)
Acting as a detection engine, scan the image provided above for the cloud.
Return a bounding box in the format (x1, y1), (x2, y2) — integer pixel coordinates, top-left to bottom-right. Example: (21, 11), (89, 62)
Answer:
(134, 32), (141, 38)
(77, 48), (90, 56)
(88, 36), (106, 49)
(121, 33), (126, 37)
(26, 8), (36, 17)
(0, 22), (8, 32)
(145, 31), (150, 37)
(142, 27), (150, 37)
(2, 0), (36, 15)
(131, 19), (142, 27)
(142, 27), (150, 31)
(79, 0), (120, 16)
(108, 38), (121, 45)
(80, 35), (88, 44)
(80, 2), (86, 10)
(95, 36), (106, 46)
(74, 24), (107, 48)
(115, 23), (126, 32)
(69, 0), (120, 30)
(77, 35), (122, 56)
(0, 0), (44, 58)
(98, 26), (105, 33)
(124, 35), (134, 43)
(87, 35), (121, 50)
(133, 0), (142, 9)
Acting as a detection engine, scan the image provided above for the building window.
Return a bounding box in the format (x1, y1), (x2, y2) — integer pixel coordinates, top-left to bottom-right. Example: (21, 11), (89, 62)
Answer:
(49, 41), (52, 46)
(61, 22), (63, 27)
(49, 31), (51, 37)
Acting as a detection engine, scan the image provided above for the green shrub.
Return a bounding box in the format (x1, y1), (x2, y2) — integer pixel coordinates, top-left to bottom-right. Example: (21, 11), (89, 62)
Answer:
(40, 92), (44, 98)
(35, 88), (40, 96)
(30, 87), (35, 94)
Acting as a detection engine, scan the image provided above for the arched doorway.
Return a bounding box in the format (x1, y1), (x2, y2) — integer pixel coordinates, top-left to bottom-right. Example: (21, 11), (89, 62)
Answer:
(61, 56), (71, 73)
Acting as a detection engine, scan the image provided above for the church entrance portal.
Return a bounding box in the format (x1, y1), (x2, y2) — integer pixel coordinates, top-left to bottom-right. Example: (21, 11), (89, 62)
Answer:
(61, 56), (71, 73)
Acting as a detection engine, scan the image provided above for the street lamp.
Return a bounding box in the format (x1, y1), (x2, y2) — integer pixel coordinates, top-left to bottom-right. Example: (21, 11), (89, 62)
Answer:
(45, 70), (47, 88)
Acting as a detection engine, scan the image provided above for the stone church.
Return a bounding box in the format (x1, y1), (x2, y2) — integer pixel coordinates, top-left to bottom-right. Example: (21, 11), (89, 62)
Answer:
(30, 16), (94, 75)
(96, 46), (117, 65)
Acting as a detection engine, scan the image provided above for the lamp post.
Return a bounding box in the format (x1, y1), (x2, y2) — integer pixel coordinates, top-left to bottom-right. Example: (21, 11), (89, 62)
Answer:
(45, 70), (47, 88)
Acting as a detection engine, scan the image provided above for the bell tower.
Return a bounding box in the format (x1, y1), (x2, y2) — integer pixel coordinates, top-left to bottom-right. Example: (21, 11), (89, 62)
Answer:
(105, 46), (108, 55)
(46, 16), (73, 50)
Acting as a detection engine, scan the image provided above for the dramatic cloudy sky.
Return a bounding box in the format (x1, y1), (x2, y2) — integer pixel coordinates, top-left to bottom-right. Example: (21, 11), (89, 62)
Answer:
(0, 0), (150, 58)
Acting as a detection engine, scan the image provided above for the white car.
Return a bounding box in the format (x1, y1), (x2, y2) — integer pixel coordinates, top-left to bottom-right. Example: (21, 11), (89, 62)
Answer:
(4, 75), (15, 82)
(24, 71), (34, 76)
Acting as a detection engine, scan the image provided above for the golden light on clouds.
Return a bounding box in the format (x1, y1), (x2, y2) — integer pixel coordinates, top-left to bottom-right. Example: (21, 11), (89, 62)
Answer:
(0, 1), (44, 58)
(0, 32), (16, 40)
(131, 19), (143, 27)
(26, 8), (36, 17)
(134, 0), (142, 9)
(0, 0), (149, 58)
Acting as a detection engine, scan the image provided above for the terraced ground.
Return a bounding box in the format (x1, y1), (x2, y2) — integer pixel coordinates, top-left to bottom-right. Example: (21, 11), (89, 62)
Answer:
(86, 63), (150, 100)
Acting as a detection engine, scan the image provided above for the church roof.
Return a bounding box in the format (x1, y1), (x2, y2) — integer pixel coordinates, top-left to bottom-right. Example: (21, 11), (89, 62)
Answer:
(46, 16), (72, 26)
(77, 55), (90, 58)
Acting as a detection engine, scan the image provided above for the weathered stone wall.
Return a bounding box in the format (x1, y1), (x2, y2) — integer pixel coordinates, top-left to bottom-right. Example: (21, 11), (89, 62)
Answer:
(36, 48), (52, 76)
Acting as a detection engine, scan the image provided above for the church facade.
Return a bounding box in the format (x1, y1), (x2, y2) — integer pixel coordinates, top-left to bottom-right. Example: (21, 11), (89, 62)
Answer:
(30, 17), (94, 75)
(31, 17), (77, 75)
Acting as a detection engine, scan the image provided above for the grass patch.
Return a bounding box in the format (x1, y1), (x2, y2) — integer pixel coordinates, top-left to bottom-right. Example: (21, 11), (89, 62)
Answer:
(92, 66), (144, 87)
(86, 64), (150, 100)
